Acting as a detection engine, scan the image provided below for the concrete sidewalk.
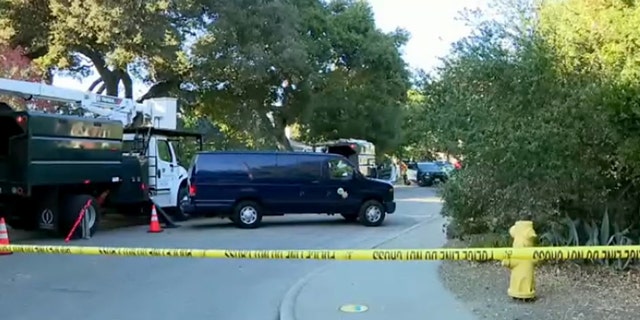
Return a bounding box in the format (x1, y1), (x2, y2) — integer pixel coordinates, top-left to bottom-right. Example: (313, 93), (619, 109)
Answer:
(280, 217), (477, 320)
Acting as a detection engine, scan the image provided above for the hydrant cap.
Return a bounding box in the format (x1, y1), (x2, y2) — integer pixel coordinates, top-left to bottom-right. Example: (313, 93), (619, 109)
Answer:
(510, 221), (537, 240)
(516, 220), (534, 227)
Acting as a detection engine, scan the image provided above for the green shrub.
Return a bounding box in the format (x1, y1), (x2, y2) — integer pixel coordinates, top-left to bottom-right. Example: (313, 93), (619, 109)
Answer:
(539, 209), (636, 270)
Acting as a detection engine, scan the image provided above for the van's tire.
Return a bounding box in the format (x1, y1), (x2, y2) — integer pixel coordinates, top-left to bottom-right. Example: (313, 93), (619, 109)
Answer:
(59, 194), (100, 240)
(340, 214), (358, 222)
(171, 184), (190, 222)
(358, 200), (386, 227)
(232, 200), (263, 229)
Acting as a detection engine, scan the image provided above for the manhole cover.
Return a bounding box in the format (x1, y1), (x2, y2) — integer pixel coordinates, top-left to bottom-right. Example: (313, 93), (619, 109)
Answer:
(339, 304), (369, 313)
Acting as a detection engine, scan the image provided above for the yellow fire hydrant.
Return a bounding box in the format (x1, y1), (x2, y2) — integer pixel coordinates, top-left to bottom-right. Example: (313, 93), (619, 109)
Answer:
(502, 220), (537, 300)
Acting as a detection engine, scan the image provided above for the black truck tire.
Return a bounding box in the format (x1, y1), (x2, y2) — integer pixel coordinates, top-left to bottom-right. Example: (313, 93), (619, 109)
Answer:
(59, 194), (100, 240)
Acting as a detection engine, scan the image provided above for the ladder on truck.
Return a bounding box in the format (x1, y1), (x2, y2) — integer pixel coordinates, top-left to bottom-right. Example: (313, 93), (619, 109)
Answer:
(130, 126), (158, 195)
(128, 126), (178, 228)
(147, 129), (159, 196)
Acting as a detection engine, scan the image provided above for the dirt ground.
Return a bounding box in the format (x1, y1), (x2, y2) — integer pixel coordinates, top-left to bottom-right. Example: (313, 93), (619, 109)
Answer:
(439, 238), (640, 320)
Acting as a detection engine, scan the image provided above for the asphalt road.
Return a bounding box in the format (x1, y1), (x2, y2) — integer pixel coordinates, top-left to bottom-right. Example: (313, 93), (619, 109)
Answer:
(0, 186), (442, 320)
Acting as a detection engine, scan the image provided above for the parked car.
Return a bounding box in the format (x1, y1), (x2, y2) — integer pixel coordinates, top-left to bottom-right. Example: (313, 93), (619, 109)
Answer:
(406, 161), (449, 187)
(181, 151), (396, 228)
(435, 160), (455, 176)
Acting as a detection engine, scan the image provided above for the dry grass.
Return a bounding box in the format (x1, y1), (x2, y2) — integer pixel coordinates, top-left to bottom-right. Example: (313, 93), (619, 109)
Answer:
(439, 238), (640, 320)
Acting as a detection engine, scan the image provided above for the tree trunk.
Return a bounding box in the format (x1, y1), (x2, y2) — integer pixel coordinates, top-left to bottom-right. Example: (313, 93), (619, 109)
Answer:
(118, 70), (133, 99)
(103, 74), (119, 96)
(77, 48), (120, 96)
(88, 78), (102, 91)
(42, 68), (54, 85)
(273, 114), (293, 151)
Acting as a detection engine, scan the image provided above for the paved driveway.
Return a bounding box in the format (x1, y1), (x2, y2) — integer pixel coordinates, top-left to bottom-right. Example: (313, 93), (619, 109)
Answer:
(1, 186), (441, 320)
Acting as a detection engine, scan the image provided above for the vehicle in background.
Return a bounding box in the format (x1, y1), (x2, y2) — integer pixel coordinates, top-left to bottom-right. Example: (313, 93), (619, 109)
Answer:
(406, 161), (449, 187)
(182, 151), (396, 228)
(314, 139), (377, 178)
(435, 160), (455, 176)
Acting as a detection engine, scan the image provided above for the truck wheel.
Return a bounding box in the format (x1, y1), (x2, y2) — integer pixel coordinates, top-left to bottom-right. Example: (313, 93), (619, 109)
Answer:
(171, 184), (190, 222)
(358, 200), (386, 227)
(232, 200), (263, 229)
(59, 194), (100, 240)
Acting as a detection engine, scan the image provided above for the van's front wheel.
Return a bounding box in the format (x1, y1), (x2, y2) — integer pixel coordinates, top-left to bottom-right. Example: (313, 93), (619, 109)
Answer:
(358, 200), (386, 227)
(232, 201), (263, 229)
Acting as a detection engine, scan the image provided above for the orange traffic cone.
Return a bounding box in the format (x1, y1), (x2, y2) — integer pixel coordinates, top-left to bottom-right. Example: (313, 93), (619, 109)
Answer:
(148, 205), (163, 233)
(0, 217), (13, 255)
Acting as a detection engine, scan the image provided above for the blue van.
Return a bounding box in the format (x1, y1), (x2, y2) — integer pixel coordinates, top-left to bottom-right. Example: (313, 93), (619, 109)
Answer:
(181, 151), (396, 228)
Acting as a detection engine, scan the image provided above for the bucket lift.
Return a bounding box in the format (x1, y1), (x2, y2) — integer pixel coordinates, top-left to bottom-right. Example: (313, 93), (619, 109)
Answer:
(0, 78), (178, 131)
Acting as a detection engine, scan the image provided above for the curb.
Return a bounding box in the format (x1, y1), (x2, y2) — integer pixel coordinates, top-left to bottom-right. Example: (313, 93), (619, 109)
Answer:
(277, 215), (439, 320)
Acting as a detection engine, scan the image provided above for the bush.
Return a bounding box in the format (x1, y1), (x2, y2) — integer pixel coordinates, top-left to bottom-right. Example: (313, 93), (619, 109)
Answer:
(412, 1), (640, 254)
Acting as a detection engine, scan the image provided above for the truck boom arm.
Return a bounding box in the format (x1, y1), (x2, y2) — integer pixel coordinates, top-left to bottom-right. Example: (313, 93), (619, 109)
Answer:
(0, 78), (178, 130)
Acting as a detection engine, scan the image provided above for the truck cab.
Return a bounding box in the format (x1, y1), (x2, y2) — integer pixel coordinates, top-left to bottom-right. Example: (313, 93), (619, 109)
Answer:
(122, 127), (202, 221)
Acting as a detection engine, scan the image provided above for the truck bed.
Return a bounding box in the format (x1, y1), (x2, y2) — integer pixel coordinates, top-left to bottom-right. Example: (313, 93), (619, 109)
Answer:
(0, 110), (126, 194)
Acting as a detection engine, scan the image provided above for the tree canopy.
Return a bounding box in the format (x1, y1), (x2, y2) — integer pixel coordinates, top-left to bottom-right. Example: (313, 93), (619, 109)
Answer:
(0, 0), (411, 152)
(0, 46), (53, 111)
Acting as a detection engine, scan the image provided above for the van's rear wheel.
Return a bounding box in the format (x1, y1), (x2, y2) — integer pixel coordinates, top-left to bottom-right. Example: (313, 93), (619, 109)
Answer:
(358, 200), (386, 227)
(232, 201), (263, 229)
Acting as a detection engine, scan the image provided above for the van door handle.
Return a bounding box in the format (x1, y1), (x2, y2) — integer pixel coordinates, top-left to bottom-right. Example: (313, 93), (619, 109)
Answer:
(311, 180), (320, 184)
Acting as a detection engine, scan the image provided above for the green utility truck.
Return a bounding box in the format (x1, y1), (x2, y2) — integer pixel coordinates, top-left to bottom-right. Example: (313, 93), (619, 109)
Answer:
(0, 78), (202, 239)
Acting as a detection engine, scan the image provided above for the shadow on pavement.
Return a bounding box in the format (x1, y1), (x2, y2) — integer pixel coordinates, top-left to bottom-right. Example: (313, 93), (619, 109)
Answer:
(8, 215), (149, 242)
(188, 214), (414, 230)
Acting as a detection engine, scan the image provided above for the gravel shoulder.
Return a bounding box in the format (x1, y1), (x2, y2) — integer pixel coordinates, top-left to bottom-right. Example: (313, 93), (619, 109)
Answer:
(439, 238), (640, 320)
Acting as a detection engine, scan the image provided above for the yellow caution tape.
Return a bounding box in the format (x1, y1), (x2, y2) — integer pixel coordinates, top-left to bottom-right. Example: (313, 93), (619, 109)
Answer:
(2, 244), (640, 261)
